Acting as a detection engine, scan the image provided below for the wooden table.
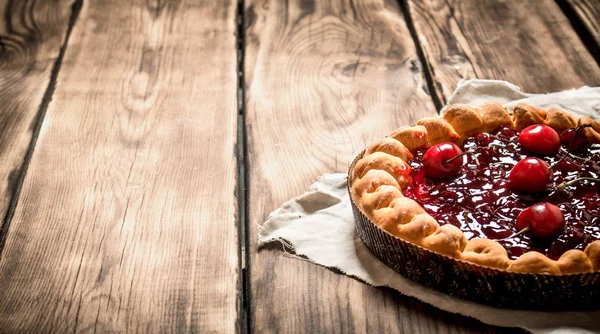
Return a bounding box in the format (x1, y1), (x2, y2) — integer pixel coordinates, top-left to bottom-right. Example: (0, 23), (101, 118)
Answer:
(0, 0), (598, 332)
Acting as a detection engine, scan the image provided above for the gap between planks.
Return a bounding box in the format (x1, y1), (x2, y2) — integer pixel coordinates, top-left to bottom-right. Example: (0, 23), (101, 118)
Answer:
(555, 0), (600, 65)
(0, 0), (84, 258)
(397, 0), (444, 113)
(236, 0), (251, 333)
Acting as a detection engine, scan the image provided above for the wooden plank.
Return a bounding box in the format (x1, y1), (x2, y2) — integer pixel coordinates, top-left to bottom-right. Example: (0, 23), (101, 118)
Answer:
(564, 0), (600, 51)
(407, 0), (600, 105)
(0, 0), (74, 232)
(0, 0), (239, 332)
(244, 0), (510, 332)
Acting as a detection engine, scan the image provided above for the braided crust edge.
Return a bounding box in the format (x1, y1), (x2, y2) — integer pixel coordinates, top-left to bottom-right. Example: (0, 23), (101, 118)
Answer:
(350, 103), (600, 274)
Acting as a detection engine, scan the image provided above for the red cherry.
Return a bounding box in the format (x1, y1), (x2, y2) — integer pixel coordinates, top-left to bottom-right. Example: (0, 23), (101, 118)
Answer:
(497, 126), (517, 138)
(518, 124), (560, 155)
(474, 132), (493, 146)
(560, 127), (590, 154)
(516, 203), (565, 240)
(422, 143), (463, 179)
(509, 157), (552, 193)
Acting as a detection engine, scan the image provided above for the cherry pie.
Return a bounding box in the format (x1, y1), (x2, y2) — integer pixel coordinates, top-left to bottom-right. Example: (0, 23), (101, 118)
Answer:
(350, 103), (600, 275)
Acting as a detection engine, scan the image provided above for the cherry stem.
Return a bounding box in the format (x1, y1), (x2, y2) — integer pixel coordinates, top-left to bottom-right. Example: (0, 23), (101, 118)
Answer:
(558, 148), (599, 173)
(500, 226), (531, 240)
(572, 124), (592, 147)
(557, 177), (600, 191)
(561, 148), (590, 161)
(445, 151), (470, 164)
(548, 155), (567, 170)
(507, 226), (530, 239)
(571, 126), (584, 149)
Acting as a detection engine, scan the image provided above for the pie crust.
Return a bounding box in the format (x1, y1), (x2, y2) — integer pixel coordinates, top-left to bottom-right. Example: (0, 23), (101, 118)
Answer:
(350, 103), (600, 275)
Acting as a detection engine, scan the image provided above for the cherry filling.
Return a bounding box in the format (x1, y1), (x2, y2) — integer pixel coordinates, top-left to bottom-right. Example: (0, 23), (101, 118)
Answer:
(402, 127), (600, 260)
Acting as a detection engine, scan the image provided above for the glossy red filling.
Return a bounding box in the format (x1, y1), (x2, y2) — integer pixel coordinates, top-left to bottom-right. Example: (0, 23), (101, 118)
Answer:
(402, 127), (600, 260)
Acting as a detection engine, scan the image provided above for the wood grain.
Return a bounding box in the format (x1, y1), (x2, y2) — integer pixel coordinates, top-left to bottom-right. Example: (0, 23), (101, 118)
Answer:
(245, 0), (512, 332)
(0, 0), (74, 232)
(564, 0), (600, 50)
(0, 0), (239, 332)
(407, 0), (600, 105)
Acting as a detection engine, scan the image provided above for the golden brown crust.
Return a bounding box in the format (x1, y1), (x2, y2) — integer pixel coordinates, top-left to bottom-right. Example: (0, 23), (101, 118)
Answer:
(546, 108), (578, 133)
(350, 103), (599, 274)
(361, 185), (402, 213)
(508, 252), (561, 274)
(416, 118), (460, 145)
(443, 104), (484, 142)
(421, 224), (467, 258)
(512, 104), (547, 130)
(584, 241), (600, 271)
(396, 214), (439, 243)
(557, 250), (594, 274)
(462, 238), (511, 270)
(374, 201), (440, 244)
(353, 152), (411, 188)
(389, 126), (429, 153)
(479, 102), (514, 132)
(366, 137), (413, 161)
(580, 116), (600, 143)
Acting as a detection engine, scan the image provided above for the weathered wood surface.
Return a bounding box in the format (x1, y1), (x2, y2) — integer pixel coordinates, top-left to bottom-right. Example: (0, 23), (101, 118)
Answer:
(564, 0), (600, 52)
(0, 0), (597, 332)
(0, 0), (239, 332)
(244, 0), (510, 332)
(0, 0), (74, 233)
(407, 0), (600, 105)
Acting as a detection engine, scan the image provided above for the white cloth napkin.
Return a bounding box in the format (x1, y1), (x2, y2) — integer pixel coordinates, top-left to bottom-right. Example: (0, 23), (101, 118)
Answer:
(258, 80), (600, 333)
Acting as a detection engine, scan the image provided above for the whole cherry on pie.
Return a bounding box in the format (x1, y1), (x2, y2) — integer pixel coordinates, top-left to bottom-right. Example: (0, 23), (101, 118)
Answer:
(560, 126), (591, 155)
(519, 124), (560, 155)
(509, 157), (552, 193)
(515, 202), (566, 240)
(422, 143), (464, 179)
